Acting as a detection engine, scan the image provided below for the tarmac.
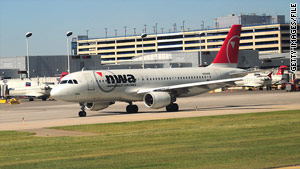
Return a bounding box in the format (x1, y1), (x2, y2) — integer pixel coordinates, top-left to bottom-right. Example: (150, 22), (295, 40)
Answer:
(0, 90), (299, 134)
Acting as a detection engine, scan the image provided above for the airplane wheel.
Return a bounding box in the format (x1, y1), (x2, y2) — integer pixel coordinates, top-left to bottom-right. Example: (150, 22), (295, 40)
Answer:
(29, 98), (34, 101)
(166, 103), (179, 112)
(79, 111), (86, 117)
(132, 105), (138, 113)
(126, 105), (138, 113)
(172, 103), (179, 112)
(42, 98), (47, 101)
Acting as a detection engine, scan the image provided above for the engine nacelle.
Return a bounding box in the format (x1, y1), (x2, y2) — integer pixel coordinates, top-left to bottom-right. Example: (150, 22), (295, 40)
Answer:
(85, 102), (110, 111)
(143, 92), (172, 109)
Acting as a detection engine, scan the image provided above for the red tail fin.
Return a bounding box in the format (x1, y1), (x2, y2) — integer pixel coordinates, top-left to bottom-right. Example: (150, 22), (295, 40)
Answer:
(210, 24), (241, 67)
(267, 72), (272, 80)
(276, 65), (287, 75)
(59, 72), (69, 82)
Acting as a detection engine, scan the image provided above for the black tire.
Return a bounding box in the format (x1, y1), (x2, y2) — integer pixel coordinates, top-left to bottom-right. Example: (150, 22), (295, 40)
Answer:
(126, 105), (132, 113)
(29, 97), (34, 101)
(132, 105), (138, 113)
(79, 111), (86, 117)
(166, 104), (173, 112)
(126, 105), (139, 113)
(42, 98), (47, 101)
(172, 103), (179, 112)
(166, 103), (179, 112)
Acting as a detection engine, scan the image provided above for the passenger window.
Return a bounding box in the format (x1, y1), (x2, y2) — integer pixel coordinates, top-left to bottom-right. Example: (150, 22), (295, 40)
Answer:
(60, 80), (67, 84)
(73, 80), (78, 84)
(68, 80), (73, 84)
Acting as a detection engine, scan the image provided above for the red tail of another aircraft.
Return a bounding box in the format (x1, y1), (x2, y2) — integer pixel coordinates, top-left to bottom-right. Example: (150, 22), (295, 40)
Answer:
(267, 72), (272, 80)
(58, 72), (69, 82)
(276, 65), (288, 75)
(210, 24), (241, 68)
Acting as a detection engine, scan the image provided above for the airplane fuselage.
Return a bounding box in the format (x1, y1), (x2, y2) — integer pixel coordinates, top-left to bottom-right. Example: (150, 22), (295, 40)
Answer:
(53, 66), (243, 103)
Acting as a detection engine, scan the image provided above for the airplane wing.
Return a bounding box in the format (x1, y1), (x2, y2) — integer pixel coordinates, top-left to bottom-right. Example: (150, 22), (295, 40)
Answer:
(229, 70), (261, 78)
(137, 77), (245, 94)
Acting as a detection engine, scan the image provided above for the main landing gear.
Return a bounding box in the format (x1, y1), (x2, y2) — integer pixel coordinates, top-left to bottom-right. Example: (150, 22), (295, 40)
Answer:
(79, 103), (87, 117)
(126, 102), (138, 113)
(166, 103), (179, 112)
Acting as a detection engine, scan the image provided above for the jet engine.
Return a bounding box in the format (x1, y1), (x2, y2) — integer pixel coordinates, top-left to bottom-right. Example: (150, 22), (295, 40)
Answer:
(143, 92), (172, 109)
(85, 102), (110, 111)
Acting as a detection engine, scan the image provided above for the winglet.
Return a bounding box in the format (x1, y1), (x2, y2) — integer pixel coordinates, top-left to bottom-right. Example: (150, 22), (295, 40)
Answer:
(210, 24), (241, 68)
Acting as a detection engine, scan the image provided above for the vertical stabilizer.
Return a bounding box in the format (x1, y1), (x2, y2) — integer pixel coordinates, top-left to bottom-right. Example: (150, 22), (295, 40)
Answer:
(276, 65), (288, 75)
(209, 24), (241, 68)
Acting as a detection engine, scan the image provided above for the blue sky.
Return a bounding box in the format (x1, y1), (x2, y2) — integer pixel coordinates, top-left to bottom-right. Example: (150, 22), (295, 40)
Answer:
(0, 0), (297, 57)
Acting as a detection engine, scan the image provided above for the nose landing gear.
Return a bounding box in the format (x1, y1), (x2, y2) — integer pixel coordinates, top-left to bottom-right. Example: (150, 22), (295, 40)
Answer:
(79, 103), (87, 117)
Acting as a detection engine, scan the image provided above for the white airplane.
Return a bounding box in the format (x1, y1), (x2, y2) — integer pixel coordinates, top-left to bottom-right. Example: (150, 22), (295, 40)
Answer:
(271, 65), (287, 85)
(8, 85), (52, 101)
(234, 65), (287, 90)
(51, 24), (248, 117)
(234, 72), (272, 90)
(0, 76), (61, 101)
(0, 80), (55, 101)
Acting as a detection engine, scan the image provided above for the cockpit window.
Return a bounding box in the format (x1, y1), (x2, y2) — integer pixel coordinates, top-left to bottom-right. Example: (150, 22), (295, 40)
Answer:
(60, 79), (78, 85)
(60, 80), (67, 84)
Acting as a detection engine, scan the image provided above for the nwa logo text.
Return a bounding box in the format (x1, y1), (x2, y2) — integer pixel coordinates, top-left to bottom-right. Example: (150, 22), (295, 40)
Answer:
(105, 74), (136, 84)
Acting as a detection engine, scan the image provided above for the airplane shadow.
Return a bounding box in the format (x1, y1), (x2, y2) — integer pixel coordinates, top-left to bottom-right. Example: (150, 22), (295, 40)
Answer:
(87, 103), (278, 117)
(182, 103), (278, 112)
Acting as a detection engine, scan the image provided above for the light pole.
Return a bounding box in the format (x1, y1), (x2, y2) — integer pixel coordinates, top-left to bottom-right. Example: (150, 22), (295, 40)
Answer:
(86, 30), (89, 37)
(66, 31), (73, 73)
(105, 28), (108, 38)
(144, 24), (147, 33)
(201, 21), (204, 29)
(133, 28), (136, 36)
(124, 26), (127, 37)
(141, 33), (147, 69)
(182, 20), (185, 31)
(199, 32), (206, 67)
(26, 32), (32, 78)
(173, 23), (177, 32)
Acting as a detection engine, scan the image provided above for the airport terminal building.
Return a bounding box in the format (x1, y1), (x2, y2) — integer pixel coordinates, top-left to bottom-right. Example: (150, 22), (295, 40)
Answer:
(74, 23), (298, 64)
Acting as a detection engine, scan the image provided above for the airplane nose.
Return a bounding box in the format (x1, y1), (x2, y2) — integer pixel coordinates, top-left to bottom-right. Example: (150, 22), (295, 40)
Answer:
(50, 85), (76, 101)
(50, 87), (62, 100)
